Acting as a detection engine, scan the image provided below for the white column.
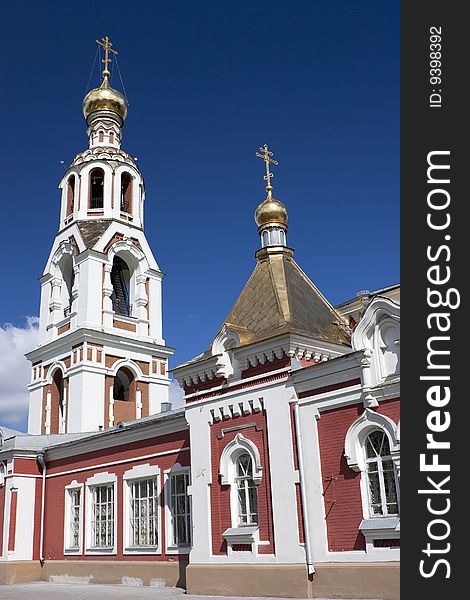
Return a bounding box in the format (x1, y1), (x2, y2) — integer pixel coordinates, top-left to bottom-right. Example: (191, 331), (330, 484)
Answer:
(148, 276), (163, 343)
(45, 391), (51, 434)
(135, 274), (149, 336)
(103, 263), (114, 328)
(263, 387), (306, 563)
(49, 278), (62, 330)
(70, 264), (80, 329)
(136, 389), (142, 419)
(297, 403), (329, 562)
(185, 406), (213, 563)
(109, 384), (115, 428)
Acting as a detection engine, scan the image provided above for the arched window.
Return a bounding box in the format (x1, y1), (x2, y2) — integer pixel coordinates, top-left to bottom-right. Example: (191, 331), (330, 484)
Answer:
(113, 367), (134, 401)
(99, 131), (104, 143)
(110, 256), (131, 316)
(52, 369), (66, 434)
(60, 254), (74, 316)
(365, 430), (399, 517)
(66, 176), (75, 216)
(120, 173), (133, 214)
(109, 132), (115, 144)
(89, 168), (104, 209)
(235, 453), (258, 526)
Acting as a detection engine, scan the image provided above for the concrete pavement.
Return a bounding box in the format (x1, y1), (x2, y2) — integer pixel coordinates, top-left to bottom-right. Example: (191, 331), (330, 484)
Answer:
(0, 582), (375, 600)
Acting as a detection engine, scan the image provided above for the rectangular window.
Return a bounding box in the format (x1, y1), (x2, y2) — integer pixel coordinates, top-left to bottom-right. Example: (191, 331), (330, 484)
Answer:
(91, 484), (114, 548)
(128, 478), (159, 547)
(169, 472), (191, 546)
(68, 488), (81, 548)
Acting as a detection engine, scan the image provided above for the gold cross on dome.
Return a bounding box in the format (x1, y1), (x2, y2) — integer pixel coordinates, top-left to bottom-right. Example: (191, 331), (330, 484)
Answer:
(256, 144), (278, 194)
(96, 36), (118, 79)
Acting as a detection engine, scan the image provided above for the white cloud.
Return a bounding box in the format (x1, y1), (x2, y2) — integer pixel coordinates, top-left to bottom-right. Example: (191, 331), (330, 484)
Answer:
(0, 317), (39, 431)
(0, 318), (187, 430)
(168, 377), (185, 409)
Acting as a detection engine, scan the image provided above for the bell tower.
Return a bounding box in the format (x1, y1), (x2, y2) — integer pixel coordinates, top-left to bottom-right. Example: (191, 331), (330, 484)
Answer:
(26, 38), (174, 435)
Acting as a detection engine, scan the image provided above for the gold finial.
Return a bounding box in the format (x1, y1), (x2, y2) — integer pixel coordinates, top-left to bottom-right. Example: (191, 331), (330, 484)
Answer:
(96, 36), (118, 83)
(256, 144), (278, 198)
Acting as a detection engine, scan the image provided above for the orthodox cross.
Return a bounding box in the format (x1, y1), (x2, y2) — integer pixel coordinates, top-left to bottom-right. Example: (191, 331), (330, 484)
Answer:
(96, 36), (118, 79)
(256, 144), (278, 195)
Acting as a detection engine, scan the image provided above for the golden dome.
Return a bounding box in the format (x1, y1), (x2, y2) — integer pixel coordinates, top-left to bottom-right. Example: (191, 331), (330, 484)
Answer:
(254, 194), (288, 229)
(83, 77), (128, 121)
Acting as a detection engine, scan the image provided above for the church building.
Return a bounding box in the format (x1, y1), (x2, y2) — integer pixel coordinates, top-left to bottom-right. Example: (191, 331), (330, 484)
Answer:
(0, 40), (400, 599)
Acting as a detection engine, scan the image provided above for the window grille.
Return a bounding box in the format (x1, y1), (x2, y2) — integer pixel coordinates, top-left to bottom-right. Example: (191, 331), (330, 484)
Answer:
(68, 488), (81, 548)
(235, 453), (258, 526)
(129, 478), (159, 547)
(91, 484), (114, 547)
(169, 472), (191, 546)
(365, 430), (399, 517)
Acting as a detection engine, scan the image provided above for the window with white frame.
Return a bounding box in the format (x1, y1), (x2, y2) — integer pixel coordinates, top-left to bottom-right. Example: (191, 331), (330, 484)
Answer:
(91, 484), (114, 548)
(128, 478), (159, 547)
(168, 471), (191, 546)
(235, 453), (258, 526)
(365, 430), (399, 517)
(68, 488), (81, 548)
(64, 481), (83, 552)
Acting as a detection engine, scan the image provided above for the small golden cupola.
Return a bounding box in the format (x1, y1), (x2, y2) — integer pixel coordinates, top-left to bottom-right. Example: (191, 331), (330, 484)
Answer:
(254, 144), (288, 247)
(82, 37), (128, 124)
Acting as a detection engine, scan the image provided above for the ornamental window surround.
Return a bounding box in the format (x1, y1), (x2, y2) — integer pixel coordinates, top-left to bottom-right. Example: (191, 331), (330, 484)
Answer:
(344, 409), (400, 522)
(219, 434), (263, 530)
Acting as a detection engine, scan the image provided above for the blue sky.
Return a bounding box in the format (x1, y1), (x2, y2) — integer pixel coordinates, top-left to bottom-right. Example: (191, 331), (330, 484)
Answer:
(0, 1), (398, 428)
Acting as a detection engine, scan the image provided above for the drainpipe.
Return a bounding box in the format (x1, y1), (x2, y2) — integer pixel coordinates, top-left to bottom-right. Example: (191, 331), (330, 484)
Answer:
(37, 453), (46, 565)
(293, 401), (315, 575)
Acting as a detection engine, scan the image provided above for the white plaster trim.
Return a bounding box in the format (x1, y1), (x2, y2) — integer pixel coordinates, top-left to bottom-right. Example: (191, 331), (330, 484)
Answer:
(107, 358), (144, 379)
(352, 297), (400, 352)
(47, 447), (190, 479)
(344, 409), (399, 472)
(123, 463), (159, 480)
(219, 434), (263, 486)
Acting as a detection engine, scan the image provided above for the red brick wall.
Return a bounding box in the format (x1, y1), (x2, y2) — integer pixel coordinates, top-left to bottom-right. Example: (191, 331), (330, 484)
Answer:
(33, 478), (43, 560)
(43, 429), (190, 562)
(241, 354), (290, 379)
(317, 399), (400, 552)
(13, 457), (41, 476)
(295, 483), (305, 544)
(0, 485), (5, 556)
(209, 411), (275, 556)
(289, 404), (305, 543)
(184, 376), (226, 396)
(8, 490), (18, 551)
